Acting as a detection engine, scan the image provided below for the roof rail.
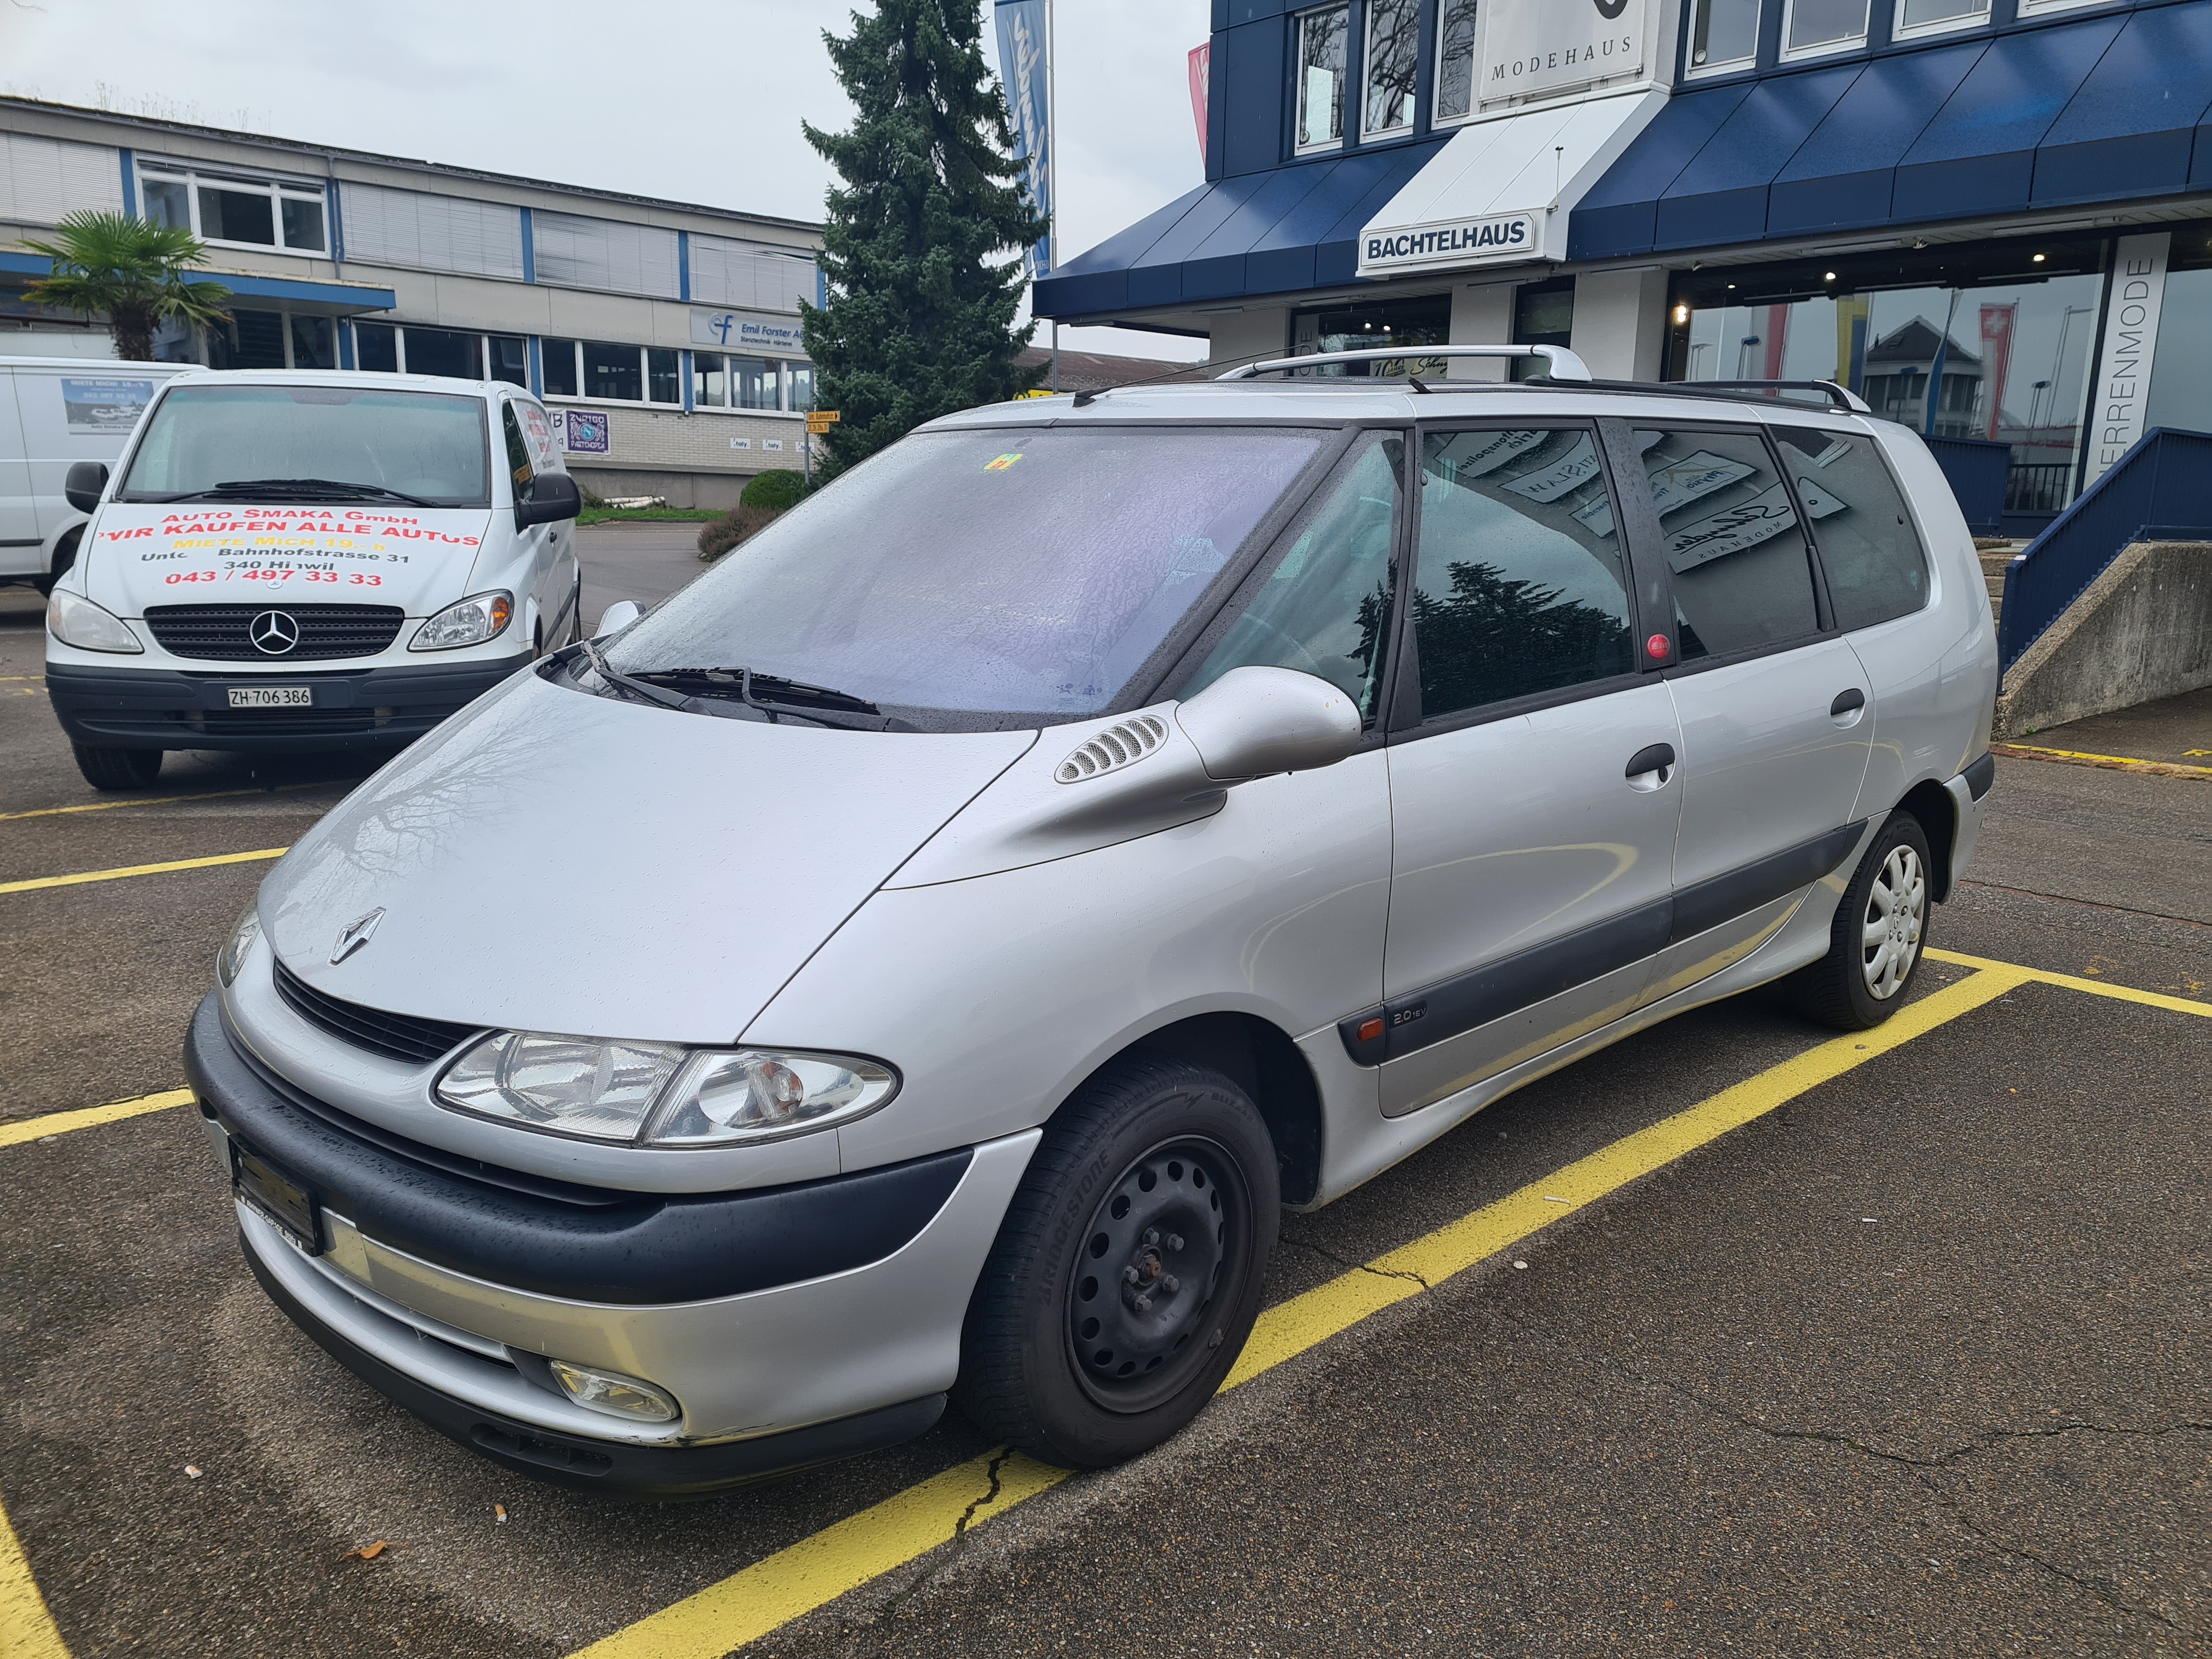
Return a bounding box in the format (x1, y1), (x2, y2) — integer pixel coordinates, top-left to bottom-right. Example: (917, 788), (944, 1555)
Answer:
(1218, 343), (1594, 382)
(1655, 378), (1872, 414)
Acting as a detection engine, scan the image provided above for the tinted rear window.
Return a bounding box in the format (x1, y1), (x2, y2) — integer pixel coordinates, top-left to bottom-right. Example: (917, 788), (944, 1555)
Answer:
(1774, 430), (1929, 631)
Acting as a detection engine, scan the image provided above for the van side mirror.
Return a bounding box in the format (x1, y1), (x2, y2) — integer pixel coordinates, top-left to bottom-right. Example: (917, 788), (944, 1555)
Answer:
(594, 600), (641, 637)
(64, 461), (109, 515)
(1175, 665), (1364, 782)
(515, 471), (582, 529)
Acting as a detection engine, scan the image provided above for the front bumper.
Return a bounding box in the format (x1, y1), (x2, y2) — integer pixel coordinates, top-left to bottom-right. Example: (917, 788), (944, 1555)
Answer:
(47, 653), (531, 752)
(187, 995), (1040, 1495)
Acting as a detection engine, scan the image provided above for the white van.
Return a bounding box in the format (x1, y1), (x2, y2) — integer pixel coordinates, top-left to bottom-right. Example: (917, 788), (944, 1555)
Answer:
(2, 356), (190, 594)
(43, 369), (583, 791)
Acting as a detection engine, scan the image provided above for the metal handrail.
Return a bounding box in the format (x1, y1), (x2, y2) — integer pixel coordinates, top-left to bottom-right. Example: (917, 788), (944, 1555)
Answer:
(1217, 344), (1595, 382)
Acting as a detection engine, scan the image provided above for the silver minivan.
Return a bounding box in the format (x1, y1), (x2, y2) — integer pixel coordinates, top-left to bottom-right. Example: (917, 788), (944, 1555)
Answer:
(189, 348), (1998, 1496)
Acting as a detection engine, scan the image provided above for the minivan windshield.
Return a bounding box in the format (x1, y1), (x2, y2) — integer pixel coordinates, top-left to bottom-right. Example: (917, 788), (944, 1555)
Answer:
(117, 383), (491, 506)
(605, 425), (1327, 725)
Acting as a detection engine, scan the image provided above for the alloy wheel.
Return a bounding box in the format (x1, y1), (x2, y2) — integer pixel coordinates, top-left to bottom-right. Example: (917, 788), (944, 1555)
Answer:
(1860, 844), (1926, 1000)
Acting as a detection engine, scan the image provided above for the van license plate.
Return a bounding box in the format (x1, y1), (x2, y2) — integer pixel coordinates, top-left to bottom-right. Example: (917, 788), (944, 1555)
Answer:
(229, 687), (313, 708)
(232, 1141), (322, 1254)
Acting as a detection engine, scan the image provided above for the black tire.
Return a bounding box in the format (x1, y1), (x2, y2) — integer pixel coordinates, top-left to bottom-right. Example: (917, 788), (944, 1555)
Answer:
(1786, 810), (1933, 1030)
(954, 1056), (1280, 1468)
(72, 744), (163, 792)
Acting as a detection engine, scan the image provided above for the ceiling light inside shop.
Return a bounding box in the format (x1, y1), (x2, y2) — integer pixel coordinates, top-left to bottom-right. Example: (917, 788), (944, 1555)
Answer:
(1673, 304), (1690, 324)
(1824, 272), (1837, 282)
(2033, 252), (2047, 262)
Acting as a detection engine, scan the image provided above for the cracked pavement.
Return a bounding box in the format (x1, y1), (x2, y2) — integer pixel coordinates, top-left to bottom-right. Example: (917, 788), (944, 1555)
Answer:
(2, 551), (2207, 1659)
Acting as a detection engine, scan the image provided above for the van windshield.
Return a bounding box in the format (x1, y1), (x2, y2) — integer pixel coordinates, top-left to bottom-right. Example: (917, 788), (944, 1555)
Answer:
(117, 383), (491, 506)
(604, 425), (1328, 727)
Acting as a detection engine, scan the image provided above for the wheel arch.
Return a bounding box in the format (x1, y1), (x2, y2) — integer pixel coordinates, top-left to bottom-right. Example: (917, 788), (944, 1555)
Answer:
(1894, 777), (1958, 901)
(1062, 1011), (1325, 1207)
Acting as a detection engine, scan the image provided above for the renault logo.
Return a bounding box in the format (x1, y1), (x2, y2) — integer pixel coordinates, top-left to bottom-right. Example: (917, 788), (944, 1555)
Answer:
(331, 907), (385, 964)
(249, 610), (302, 655)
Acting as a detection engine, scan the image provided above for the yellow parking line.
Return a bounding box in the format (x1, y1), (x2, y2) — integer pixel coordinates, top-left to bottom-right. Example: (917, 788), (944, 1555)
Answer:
(1994, 743), (2212, 778)
(0, 787), (307, 823)
(0, 1089), (195, 1151)
(0, 848), (286, 896)
(1923, 947), (2211, 1017)
(0, 1493), (68, 1659)
(570, 967), (2028, 1659)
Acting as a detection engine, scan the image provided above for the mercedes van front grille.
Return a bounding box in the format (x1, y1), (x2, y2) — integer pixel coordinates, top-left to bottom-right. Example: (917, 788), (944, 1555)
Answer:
(273, 959), (483, 1065)
(146, 603), (406, 661)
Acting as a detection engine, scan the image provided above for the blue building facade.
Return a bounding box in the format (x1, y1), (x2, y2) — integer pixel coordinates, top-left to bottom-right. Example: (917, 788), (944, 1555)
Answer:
(1035, 0), (2212, 530)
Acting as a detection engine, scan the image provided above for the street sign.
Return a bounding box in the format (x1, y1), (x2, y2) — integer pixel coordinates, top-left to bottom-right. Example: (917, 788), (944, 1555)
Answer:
(806, 410), (841, 433)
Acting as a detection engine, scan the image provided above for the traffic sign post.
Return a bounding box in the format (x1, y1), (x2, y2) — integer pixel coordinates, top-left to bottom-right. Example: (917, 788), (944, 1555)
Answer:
(803, 411), (838, 486)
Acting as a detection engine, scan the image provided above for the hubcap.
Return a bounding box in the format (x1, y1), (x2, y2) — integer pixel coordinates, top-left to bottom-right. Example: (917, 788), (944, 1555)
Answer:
(1860, 844), (1926, 1001)
(1065, 1136), (1244, 1414)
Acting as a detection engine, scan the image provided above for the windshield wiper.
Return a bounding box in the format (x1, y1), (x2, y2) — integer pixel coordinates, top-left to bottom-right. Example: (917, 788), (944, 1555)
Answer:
(150, 478), (441, 507)
(577, 638), (701, 714)
(630, 667), (896, 731)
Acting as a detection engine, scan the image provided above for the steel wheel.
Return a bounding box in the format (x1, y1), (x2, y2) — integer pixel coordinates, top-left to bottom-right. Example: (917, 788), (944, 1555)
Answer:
(1065, 1136), (1246, 1415)
(1859, 843), (1926, 1001)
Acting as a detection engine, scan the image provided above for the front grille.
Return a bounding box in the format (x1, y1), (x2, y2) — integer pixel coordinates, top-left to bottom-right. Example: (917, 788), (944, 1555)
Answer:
(146, 603), (405, 661)
(166, 708), (399, 737)
(274, 958), (483, 1065)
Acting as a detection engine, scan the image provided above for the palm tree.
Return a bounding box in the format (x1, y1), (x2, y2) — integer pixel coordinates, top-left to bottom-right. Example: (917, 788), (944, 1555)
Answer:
(20, 210), (233, 363)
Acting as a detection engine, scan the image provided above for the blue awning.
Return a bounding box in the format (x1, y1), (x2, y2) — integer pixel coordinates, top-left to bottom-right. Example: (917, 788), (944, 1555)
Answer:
(0, 252), (395, 317)
(1570, 2), (2212, 262)
(1033, 138), (1447, 319)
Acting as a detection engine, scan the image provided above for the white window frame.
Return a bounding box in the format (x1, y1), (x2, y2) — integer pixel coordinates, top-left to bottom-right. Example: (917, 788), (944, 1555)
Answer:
(137, 163), (329, 257)
(1293, 4), (1351, 156)
(1684, 0), (1763, 78)
(354, 323), (528, 387)
(538, 339), (687, 409)
(1779, 0), (1872, 61)
(686, 350), (811, 417)
(1431, 0), (1482, 127)
(1891, 0), (1991, 39)
(1361, 0), (1420, 140)
(2013, 0), (2116, 15)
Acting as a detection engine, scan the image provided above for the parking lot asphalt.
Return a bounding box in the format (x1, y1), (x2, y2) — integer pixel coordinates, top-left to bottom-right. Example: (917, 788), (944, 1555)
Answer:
(2, 567), (2205, 1658)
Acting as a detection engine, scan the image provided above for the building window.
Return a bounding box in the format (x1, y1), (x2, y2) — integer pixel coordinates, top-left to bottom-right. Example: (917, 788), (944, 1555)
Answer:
(787, 362), (816, 411)
(1434, 0), (1480, 123)
(137, 163), (327, 255)
(1290, 292), (1450, 375)
(693, 353), (727, 408)
(2015, 0), (2115, 13)
(1686, 0), (1760, 72)
(691, 352), (807, 412)
(1295, 6), (1350, 153)
(206, 308), (338, 371)
(540, 339), (685, 406)
(1666, 236), (2111, 521)
(1781, 0), (1870, 58)
(1362, 0), (1419, 138)
(1893, 0), (1989, 37)
(354, 323), (528, 387)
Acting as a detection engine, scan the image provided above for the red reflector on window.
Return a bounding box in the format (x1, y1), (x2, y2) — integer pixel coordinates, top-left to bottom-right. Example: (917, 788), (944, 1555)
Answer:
(1646, 633), (1671, 661)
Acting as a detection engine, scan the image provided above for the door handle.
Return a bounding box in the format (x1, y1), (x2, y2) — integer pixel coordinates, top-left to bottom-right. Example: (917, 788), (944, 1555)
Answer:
(1624, 742), (1675, 780)
(1831, 688), (1866, 718)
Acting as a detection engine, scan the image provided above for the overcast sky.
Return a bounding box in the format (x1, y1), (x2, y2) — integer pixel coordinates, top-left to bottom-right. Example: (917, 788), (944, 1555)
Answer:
(0, 0), (1212, 360)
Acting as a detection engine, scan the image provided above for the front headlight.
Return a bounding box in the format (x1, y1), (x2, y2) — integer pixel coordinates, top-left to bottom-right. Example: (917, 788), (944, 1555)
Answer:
(433, 1031), (899, 1146)
(217, 903), (261, 987)
(409, 590), (512, 651)
(47, 588), (143, 654)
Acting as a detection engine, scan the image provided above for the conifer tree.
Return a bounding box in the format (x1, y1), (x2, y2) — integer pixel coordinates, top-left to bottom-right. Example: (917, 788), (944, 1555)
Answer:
(800, 0), (1051, 477)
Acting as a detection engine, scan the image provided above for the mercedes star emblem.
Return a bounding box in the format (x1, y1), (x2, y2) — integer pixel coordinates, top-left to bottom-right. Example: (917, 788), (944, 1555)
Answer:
(249, 610), (302, 654)
(331, 907), (386, 964)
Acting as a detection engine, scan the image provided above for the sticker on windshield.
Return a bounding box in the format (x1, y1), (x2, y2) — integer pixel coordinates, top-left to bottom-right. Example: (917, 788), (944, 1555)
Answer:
(984, 453), (1024, 472)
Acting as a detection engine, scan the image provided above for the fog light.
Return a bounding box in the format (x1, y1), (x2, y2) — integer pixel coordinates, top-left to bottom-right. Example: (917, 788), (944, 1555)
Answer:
(546, 1359), (679, 1423)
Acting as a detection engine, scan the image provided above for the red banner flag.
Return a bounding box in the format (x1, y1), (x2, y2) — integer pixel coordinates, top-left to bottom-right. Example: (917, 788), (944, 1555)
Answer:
(1188, 43), (1211, 167)
(1979, 302), (2017, 440)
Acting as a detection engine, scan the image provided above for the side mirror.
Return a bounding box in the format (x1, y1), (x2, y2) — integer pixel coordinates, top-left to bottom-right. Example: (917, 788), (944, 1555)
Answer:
(1175, 666), (1363, 782)
(64, 461), (109, 515)
(594, 600), (641, 637)
(515, 471), (582, 529)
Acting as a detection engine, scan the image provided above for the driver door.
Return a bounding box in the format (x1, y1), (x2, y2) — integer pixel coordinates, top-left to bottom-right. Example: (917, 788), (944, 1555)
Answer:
(501, 399), (574, 650)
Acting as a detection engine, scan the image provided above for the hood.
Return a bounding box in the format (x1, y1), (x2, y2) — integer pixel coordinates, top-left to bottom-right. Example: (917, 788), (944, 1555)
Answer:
(260, 670), (1035, 1043)
(82, 503), (497, 619)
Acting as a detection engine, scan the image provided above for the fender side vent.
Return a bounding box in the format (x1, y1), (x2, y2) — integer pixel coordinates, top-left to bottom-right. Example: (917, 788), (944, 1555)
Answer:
(1055, 714), (1169, 783)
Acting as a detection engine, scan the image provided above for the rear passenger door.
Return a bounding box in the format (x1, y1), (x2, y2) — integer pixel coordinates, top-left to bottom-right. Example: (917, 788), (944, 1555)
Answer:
(1623, 422), (1874, 991)
(1374, 422), (1684, 1119)
(500, 399), (571, 649)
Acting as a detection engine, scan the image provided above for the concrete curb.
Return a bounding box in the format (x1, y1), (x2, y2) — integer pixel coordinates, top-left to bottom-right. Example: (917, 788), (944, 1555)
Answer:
(1995, 541), (2212, 738)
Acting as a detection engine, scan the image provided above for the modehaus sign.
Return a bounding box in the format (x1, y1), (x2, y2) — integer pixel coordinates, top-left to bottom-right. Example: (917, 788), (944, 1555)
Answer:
(1482, 0), (1651, 104)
